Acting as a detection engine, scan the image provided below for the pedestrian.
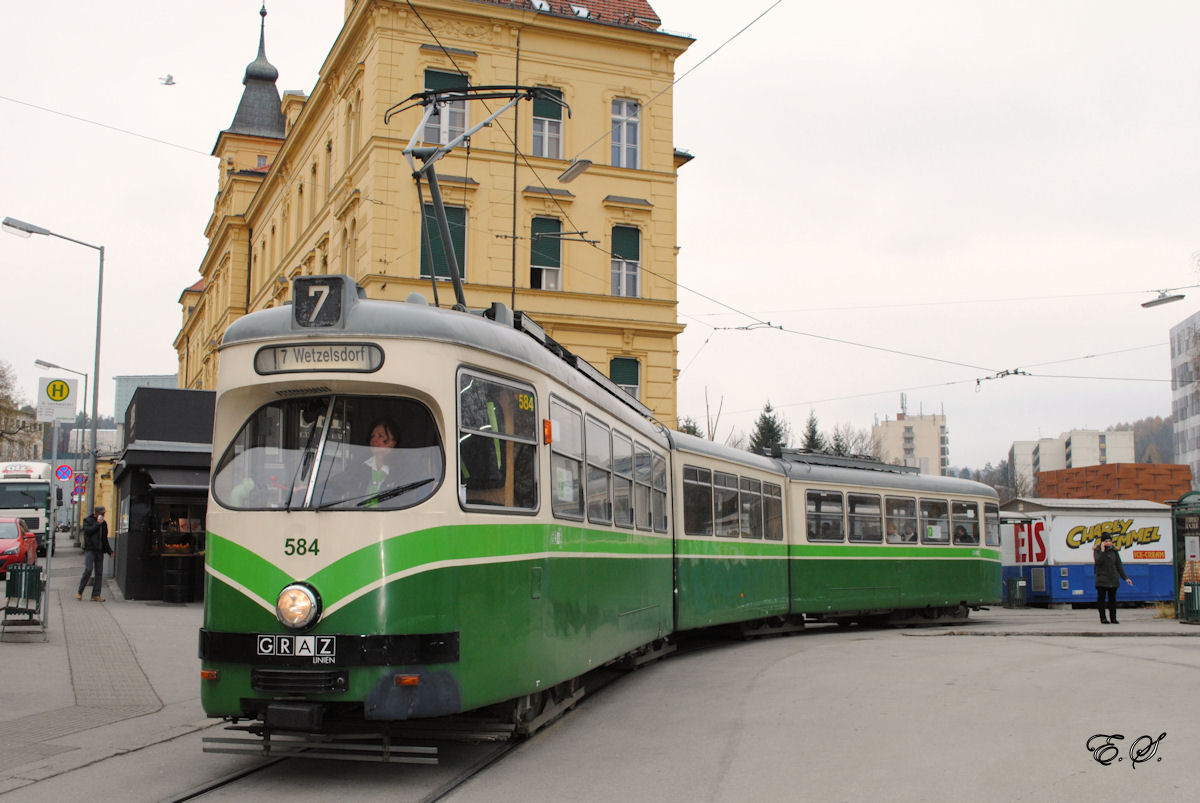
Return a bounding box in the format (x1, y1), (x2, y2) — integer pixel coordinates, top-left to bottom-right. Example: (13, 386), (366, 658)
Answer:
(1093, 532), (1132, 624)
(77, 505), (112, 602)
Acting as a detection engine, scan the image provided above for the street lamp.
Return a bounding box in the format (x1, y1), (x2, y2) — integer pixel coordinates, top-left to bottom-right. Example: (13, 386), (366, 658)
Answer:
(34, 359), (88, 527)
(4, 216), (105, 515)
(1141, 290), (1186, 308)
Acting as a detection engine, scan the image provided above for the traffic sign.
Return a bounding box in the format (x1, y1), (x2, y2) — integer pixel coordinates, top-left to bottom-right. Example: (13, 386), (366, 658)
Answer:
(36, 376), (78, 422)
(56, 465), (73, 481)
(75, 473), (88, 488)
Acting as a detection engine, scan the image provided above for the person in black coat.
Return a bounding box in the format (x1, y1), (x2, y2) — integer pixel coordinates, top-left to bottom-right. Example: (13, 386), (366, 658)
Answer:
(1093, 532), (1132, 624)
(77, 505), (113, 602)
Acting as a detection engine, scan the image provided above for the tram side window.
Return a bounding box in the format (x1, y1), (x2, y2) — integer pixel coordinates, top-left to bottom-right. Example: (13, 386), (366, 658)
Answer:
(807, 491), (845, 542)
(885, 496), (917, 543)
(683, 465), (713, 536)
(740, 477), (763, 539)
(550, 398), (584, 520)
(951, 500), (980, 544)
(848, 493), (882, 543)
(714, 472), (740, 538)
(984, 502), (1000, 546)
(634, 443), (653, 531)
(763, 482), (784, 541)
(586, 417), (612, 524)
(920, 499), (950, 544)
(458, 371), (538, 511)
(613, 432), (634, 528)
(651, 453), (668, 533)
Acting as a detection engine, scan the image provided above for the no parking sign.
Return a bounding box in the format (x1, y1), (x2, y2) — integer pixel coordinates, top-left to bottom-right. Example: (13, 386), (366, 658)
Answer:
(56, 465), (73, 481)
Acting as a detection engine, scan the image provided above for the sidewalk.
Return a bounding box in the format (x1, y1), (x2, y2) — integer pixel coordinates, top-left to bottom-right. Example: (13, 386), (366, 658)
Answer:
(0, 541), (209, 795)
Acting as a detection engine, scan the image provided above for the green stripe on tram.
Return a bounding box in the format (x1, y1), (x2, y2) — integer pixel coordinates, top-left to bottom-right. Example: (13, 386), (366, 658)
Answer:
(209, 523), (672, 610)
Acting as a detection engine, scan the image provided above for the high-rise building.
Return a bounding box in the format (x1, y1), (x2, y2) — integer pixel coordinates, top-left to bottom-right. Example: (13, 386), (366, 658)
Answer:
(873, 410), (949, 475)
(1171, 310), (1200, 490)
(175, 1), (692, 426)
(1009, 429), (1136, 494)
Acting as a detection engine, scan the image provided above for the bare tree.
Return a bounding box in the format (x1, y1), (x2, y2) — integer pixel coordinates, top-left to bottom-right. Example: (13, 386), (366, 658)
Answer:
(829, 421), (881, 459)
(0, 360), (34, 445)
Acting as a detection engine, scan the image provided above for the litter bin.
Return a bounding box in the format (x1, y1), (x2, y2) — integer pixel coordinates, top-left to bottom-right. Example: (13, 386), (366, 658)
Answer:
(1181, 583), (1200, 624)
(1005, 577), (1027, 608)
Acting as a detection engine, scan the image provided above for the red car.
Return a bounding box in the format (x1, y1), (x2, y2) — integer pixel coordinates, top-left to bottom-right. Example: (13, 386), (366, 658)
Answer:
(0, 517), (37, 578)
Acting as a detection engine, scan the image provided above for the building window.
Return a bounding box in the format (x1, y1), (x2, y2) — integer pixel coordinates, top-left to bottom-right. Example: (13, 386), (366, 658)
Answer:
(532, 88), (563, 159)
(420, 203), (466, 280)
(256, 155), (268, 168)
(530, 217), (561, 290)
(324, 141), (332, 197)
(609, 357), (640, 400)
(611, 225), (640, 297)
(611, 98), (639, 168)
(424, 69), (468, 144)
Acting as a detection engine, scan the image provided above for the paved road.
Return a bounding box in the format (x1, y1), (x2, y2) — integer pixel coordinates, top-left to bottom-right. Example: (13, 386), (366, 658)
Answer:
(3, 544), (1195, 801)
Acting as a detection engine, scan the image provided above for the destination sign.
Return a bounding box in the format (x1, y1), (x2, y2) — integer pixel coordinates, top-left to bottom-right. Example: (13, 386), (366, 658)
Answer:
(254, 342), (384, 375)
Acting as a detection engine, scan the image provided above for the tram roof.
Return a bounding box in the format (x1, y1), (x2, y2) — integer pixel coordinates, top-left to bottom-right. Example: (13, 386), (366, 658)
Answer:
(665, 431), (998, 498)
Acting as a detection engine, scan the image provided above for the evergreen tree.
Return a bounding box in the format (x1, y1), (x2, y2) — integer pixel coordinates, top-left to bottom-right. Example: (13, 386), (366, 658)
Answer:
(800, 410), (826, 452)
(678, 416), (704, 438)
(749, 402), (790, 455)
(830, 428), (850, 456)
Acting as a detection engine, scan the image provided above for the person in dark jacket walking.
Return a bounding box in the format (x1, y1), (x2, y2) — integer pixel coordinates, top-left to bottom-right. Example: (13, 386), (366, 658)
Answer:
(76, 506), (112, 602)
(1093, 532), (1132, 624)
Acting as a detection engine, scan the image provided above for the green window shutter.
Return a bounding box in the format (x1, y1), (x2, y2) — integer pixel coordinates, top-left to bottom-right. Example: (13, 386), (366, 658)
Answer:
(425, 69), (468, 91)
(530, 217), (561, 267)
(533, 88), (563, 120)
(612, 226), (640, 261)
(421, 204), (467, 279)
(610, 357), (639, 386)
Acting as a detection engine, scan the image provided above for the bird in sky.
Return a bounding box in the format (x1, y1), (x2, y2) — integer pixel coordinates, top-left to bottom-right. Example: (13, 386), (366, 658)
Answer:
(159, 74), (175, 86)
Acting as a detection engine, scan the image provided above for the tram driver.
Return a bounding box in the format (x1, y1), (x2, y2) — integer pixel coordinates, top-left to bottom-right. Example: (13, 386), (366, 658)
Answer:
(325, 417), (403, 507)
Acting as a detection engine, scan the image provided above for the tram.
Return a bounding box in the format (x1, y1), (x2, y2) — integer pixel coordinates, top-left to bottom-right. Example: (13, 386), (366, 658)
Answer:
(198, 274), (1001, 743)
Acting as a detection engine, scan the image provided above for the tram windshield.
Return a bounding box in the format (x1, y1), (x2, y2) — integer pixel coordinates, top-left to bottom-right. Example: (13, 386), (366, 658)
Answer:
(212, 395), (444, 511)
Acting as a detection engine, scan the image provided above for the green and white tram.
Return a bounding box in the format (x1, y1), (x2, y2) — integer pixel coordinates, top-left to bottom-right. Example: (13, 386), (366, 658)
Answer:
(199, 275), (1000, 744)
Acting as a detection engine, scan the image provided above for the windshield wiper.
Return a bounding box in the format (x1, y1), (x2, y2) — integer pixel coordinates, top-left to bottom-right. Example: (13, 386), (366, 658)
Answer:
(316, 477), (436, 510)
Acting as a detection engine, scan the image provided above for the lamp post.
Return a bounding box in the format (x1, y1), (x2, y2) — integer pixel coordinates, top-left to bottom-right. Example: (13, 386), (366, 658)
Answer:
(34, 359), (88, 532)
(4, 217), (104, 515)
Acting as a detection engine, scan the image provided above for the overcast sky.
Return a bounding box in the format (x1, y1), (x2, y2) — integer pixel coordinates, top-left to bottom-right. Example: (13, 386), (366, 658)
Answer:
(2, 1), (1195, 468)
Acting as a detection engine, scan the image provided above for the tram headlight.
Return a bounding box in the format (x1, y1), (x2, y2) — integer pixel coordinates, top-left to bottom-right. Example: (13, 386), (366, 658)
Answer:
(276, 583), (322, 630)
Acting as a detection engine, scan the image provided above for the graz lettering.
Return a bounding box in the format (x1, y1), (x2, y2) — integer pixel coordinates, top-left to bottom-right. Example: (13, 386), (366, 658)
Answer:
(1065, 519), (1162, 550)
(256, 634), (336, 663)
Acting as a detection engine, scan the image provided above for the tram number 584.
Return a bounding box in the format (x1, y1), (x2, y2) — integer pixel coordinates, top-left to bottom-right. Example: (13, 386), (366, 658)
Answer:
(284, 537), (320, 556)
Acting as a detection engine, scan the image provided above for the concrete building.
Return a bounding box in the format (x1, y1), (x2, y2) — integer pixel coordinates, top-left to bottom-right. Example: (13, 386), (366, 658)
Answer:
(873, 411), (949, 475)
(1007, 441), (1036, 495)
(1170, 309), (1200, 490)
(1010, 429), (1136, 496)
(175, 1), (693, 425)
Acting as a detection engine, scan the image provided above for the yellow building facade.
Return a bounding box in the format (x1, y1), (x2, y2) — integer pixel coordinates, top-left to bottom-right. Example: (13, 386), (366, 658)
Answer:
(176, 0), (692, 424)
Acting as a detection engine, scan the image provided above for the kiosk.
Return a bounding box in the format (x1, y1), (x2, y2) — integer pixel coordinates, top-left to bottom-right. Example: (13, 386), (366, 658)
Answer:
(111, 388), (213, 602)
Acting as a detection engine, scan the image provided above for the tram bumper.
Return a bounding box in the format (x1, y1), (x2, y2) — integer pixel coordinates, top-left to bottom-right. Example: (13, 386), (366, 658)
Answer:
(365, 670), (463, 720)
